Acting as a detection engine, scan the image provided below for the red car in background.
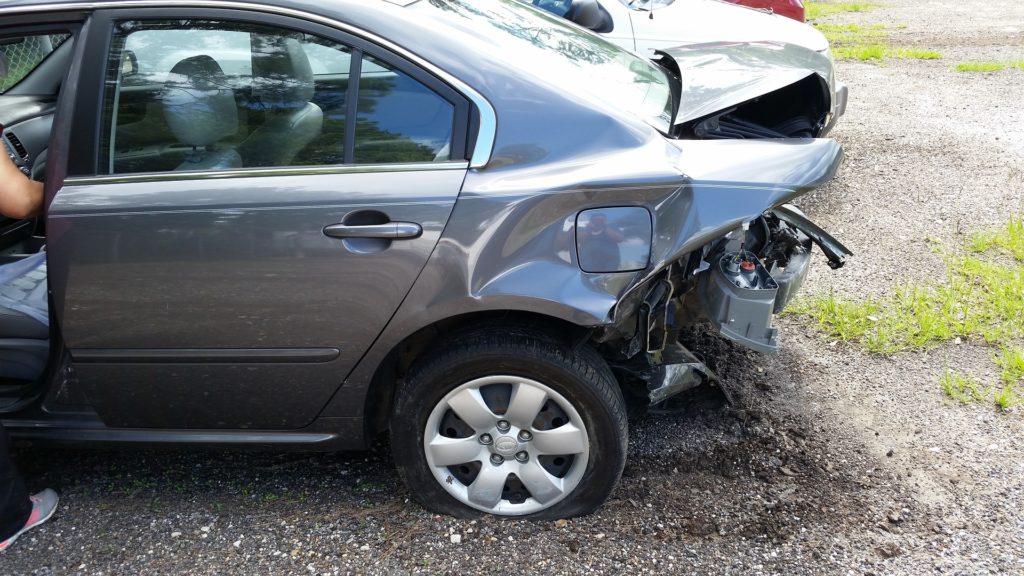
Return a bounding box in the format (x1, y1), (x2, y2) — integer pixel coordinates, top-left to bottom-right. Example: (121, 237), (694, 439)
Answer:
(729, 0), (805, 22)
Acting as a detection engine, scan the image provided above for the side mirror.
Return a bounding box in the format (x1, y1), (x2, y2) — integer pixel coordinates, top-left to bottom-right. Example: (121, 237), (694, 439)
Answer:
(120, 49), (139, 78)
(566, 0), (614, 33)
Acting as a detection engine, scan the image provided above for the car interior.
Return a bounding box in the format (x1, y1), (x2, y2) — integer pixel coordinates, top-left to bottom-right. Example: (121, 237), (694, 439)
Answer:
(0, 32), (68, 400)
(106, 22), (455, 175)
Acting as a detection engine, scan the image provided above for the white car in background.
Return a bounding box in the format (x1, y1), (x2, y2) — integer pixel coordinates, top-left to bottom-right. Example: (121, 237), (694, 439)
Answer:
(525, 0), (847, 133)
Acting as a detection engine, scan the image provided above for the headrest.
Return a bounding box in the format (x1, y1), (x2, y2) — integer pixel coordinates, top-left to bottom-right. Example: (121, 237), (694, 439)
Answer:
(248, 35), (315, 110)
(161, 55), (239, 147)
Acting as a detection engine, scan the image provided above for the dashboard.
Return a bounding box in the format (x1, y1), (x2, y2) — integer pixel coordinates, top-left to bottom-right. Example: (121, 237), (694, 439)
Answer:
(0, 95), (55, 253)
(1, 95), (56, 181)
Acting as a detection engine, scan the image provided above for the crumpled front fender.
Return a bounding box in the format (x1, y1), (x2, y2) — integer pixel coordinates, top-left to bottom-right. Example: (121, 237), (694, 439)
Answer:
(659, 41), (836, 125)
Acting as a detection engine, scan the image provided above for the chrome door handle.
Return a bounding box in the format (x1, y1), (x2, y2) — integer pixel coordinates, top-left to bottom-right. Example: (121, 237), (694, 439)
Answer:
(322, 222), (422, 240)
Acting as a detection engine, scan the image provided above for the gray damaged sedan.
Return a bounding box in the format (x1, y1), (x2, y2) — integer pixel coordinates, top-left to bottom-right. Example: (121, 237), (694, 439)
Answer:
(0, 0), (850, 518)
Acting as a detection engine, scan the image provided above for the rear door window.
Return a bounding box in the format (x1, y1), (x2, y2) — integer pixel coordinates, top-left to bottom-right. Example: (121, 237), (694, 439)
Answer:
(99, 20), (458, 174)
(354, 54), (454, 164)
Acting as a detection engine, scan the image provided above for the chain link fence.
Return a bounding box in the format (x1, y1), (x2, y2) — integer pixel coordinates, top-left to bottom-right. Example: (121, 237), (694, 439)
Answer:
(0, 34), (70, 93)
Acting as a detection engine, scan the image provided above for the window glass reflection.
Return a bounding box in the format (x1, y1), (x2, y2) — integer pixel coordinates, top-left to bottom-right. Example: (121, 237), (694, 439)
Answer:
(576, 207), (651, 273)
(354, 55), (455, 164)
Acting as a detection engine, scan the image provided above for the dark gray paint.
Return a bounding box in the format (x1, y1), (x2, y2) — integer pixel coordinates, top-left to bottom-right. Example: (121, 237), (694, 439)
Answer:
(48, 166), (465, 429)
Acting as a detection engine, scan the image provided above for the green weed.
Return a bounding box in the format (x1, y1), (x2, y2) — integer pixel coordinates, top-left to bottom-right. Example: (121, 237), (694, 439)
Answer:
(954, 61), (1024, 73)
(969, 219), (1024, 261)
(805, 2), (878, 21)
(792, 217), (1024, 412)
(258, 489), (308, 506)
(955, 62), (1007, 73)
(834, 44), (887, 61)
(792, 296), (878, 341)
(889, 48), (943, 60)
(939, 371), (984, 405)
(995, 347), (1024, 384)
(994, 385), (1020, 411)
(812, 21), (942, 62)
(816, 23), (889, 44)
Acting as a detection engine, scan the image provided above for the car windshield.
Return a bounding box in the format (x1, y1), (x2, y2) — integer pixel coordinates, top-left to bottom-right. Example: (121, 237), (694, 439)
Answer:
(0, 34), (71, 93)
(410, 0), (674, 132)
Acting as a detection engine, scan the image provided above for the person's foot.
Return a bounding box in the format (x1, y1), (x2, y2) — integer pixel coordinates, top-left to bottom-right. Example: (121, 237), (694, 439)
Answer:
(0, 489), (58, 552)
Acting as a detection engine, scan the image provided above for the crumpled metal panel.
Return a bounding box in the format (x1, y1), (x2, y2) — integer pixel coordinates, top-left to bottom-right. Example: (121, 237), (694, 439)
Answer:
(659, 41), (834, 125)
(329, 136), (843, 418)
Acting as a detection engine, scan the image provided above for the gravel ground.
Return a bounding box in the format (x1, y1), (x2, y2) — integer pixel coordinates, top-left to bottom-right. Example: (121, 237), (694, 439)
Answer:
(6, 1), (1024, 574)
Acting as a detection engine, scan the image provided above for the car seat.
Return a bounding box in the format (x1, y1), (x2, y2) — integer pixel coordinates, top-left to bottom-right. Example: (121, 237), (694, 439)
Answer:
(0, 253), (49, 382)
(161, 55), (243, 171)
(237, 35), (323, 167)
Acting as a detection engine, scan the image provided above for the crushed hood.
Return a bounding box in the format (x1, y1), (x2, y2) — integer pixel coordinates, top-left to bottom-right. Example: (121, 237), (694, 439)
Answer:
(658, 41), (833, 125)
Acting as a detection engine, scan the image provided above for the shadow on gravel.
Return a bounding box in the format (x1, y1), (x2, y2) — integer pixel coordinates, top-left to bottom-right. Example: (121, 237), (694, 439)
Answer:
(9, 328), (900, 564)
(609, 326), (893, 544)
(13, 444), (404, 527)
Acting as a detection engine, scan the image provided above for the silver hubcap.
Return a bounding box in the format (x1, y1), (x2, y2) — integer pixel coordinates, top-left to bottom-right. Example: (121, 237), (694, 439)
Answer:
(423, 375), (590, 515)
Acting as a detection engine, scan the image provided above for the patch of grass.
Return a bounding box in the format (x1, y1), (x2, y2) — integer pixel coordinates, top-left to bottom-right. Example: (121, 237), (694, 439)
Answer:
(940, 371), (985, 405)
(816, 23), (890, 43)
(802, 218), (1024, 353)
(813, 22), (942, 62)
(995, 347), (1024, 384)
(954, 60), (1024, 73)
(806, 1), (878, 21)
(792, 217), (1024, 411)
(970, 218), (1024, 260)
(834, 44), (887, 61)
(955, 62), (1007, 73)
(889, 48), (943, 60)
(994, 385), (1020, 411)
(791, 296), (879, 341)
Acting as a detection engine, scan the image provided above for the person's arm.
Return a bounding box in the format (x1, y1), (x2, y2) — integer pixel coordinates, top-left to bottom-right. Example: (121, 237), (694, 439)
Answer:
(604, 227), (625, 243)
(0, 151), (44, 219)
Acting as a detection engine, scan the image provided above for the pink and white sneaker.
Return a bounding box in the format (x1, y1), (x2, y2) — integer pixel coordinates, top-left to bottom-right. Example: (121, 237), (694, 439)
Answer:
(0, 489), (58, 552)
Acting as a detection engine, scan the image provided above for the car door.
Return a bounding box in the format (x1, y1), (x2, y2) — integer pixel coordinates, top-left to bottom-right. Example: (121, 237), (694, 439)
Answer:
(46, 8), (473, 430)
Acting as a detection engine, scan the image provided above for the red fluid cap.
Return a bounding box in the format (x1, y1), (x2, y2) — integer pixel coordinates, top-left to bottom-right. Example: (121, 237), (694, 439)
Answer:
(740, 260), (756, 271)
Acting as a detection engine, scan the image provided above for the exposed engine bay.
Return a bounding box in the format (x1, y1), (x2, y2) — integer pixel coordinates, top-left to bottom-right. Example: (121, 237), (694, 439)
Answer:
(655, 42), (839, 140)
(677, 75), (829, 139)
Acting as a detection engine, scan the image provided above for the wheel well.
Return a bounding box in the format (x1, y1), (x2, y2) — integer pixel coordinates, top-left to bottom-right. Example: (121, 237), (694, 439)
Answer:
(362, 311), (593, 441)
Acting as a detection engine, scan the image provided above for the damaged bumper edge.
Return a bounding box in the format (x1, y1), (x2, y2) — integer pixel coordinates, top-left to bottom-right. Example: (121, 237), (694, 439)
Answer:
(772, 204), (853, 269)
(823, 81), (849, 136)
(601, 140), (851, 405)
(699, 207), (852, 354)
(639, 342), (720, 405)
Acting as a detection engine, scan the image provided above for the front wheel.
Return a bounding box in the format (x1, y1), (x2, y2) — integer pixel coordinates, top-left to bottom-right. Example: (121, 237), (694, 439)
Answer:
(390, 328), (627, 519)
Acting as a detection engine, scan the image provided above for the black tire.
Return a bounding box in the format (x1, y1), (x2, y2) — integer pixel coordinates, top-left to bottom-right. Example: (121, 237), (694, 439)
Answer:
(389, 326), (627, 519)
